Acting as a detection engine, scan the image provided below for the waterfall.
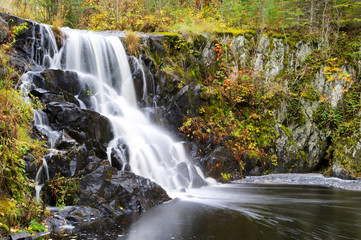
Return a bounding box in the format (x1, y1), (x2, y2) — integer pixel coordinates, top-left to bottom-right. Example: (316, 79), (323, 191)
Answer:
(25, 27), (206, 193)
(34, 158), (50, 202)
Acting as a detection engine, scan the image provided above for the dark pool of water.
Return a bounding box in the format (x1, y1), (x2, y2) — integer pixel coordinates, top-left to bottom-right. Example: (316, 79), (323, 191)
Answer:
(40, 178), (361, 240)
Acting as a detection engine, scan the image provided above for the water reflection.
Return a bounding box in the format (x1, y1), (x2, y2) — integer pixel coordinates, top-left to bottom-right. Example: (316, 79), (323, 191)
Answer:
(126, 183), (361, 240)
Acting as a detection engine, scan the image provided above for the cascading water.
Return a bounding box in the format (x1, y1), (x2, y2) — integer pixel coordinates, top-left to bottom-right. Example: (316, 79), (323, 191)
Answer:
(34, 158), (50, 202)
(25, 27), (207, 193)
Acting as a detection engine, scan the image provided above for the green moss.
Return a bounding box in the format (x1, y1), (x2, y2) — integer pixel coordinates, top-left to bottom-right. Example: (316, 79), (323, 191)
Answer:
(280, 125), (308, 163)
(272, 33), (285, 39)
(264, 31), (286, 40)
(283, 55), (289, 67)
(314, 102), (342, 130)
(332, 136), (361, 178)
(244, 30), (257, 39)
(215, 29), (245, 37)
(200, 86), (220, 100)
(288, 40), (297, 50)
(269, 42), (275, 52)
(0, 45), (46, 232)
(142, 44), (163, 70)
(152, 32), (182, 37)
(213, 29), (256, 39)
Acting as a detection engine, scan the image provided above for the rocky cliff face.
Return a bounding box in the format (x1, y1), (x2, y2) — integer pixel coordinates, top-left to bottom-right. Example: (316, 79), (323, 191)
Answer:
(134, 31), (360, 180)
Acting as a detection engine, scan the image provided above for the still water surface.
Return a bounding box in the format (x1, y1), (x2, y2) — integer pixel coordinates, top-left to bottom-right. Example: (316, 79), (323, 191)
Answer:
(45, 174), (361, 240)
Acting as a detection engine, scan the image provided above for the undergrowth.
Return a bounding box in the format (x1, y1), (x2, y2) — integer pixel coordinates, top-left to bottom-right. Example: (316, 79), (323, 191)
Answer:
(0, 39), (46, 236)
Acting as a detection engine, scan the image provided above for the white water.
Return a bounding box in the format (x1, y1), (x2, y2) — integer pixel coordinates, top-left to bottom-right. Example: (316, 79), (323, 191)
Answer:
(34, 158), (50, 202)
(25, 27), (207, 193)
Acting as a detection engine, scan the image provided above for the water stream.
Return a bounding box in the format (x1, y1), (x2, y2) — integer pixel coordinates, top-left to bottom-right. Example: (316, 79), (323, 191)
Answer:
(20, 25), (361, 240)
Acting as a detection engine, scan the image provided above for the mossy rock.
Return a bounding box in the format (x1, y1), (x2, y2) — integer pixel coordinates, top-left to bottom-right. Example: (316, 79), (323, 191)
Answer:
(199, 86), (220, 100)
(214, 29), (256, 38)
(152, 32), (182, 37)
(153, 32), (183, 44)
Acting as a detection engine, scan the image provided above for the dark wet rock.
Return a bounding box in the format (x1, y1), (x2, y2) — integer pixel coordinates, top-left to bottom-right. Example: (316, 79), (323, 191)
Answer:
(31, 69), (84, 106)
(0, 13), (32, 30)
(45, 152), (74, 178)
(200, 146), (239, 180)
(55, 131), (78, 150)
(129, 56), (145, 102)
(44, 213), (69, 233)
(166, 85), (191, 129)
(47, 213), (135, 240)
(243, 152), (265, 176)
(45, 101), (113, 147)
(0, 14), (39, 78)
(78, 165), (171, 215)
(140, 36), (165, 75)
(24, 154), (40, 181)
(8, 232), (32, 240)
(53, 206), (102, 225)
(85, 138), (108, 160)
(129, 56), (156, 106)
(45, 144), (105, 180)
(110, 138), (130, 171)
(30, 88), (70, 105)
(111, 148), (124, 171)
(158, 84), (207, 135)
(76, 149), (104, 176)
(0, 13), (48, 71)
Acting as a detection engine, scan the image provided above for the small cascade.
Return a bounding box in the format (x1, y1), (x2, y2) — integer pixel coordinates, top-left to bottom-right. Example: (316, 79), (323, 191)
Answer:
(33, 24), (59, 66)
(132, 56), (149, 104)
(33, 110), (61, 148)
(20, 73), (62, 148)
(34, 158), (50, 202)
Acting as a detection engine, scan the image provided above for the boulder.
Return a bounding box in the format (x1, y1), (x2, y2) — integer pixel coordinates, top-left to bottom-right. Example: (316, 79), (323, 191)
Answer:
(52, 206), (102, 225)
(45, 101), (113, 146)
(35, 69), (81, 94)
(78, 165), (171, 214)
(330, 164), (355, 180)
(30, 88), (70, 105)
(45, 152), (74, 178)
(109, 138), (130, 171)
(201, 146), (239, 179)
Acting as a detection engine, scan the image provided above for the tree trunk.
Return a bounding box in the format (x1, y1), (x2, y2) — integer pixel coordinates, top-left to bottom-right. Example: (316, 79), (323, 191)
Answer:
(309, 0), (314, 34)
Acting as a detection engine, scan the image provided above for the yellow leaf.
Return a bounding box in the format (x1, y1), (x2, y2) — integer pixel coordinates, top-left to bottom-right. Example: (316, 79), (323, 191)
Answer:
(327, 76), (335, 82)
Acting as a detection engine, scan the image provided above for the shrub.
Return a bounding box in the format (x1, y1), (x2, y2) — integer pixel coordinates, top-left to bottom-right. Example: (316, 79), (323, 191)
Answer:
(124, 31), (140, 57)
